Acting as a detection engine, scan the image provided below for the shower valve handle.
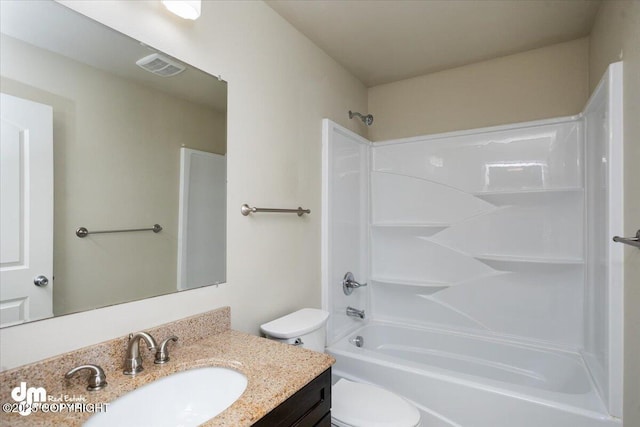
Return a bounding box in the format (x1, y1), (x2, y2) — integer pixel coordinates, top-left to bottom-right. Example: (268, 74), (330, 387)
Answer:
(343, 272), (367, 295)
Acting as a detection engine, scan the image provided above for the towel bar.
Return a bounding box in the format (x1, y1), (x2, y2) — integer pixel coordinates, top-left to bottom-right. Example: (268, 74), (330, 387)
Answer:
(76, 224), (163, 238)
(612, 229), (640, 248)
(240, 204), (310, 217)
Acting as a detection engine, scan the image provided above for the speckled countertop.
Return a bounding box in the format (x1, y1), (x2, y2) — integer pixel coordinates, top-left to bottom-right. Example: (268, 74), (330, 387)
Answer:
(0, 307), (334, 426)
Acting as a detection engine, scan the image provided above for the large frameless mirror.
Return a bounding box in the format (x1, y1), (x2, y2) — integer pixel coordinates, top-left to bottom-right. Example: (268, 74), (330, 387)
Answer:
(0, 0), (227, 328)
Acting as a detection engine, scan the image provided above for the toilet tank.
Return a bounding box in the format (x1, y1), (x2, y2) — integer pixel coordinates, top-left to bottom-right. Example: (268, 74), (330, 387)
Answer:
(260, 308), (329, 353)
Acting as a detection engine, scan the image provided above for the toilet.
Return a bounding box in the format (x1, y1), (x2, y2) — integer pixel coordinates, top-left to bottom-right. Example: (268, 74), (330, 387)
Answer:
(260, 308), (421, 427)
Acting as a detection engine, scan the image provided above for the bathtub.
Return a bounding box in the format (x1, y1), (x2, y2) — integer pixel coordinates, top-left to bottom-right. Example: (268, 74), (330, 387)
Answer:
(327, 322), (620, 427)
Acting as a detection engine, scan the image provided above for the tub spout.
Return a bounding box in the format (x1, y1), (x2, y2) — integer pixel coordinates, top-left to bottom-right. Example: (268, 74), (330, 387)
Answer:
(346, 306), (365, 319)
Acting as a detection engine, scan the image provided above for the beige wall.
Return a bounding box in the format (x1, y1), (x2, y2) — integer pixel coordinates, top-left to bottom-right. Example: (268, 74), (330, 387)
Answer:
(367, 38), (590, 141)
(1, 34), (225, 317)
(589, 1), (640, 424)
(0, 0), (367, 369)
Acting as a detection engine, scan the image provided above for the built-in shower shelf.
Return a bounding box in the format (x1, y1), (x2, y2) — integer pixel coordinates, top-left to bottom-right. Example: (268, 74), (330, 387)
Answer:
(474, 254), (584, 272)
(371, 223), (450, 235)
(473, 188), (583, 205)
(371, 276), (452, 289)
(475, 254), (583, 264)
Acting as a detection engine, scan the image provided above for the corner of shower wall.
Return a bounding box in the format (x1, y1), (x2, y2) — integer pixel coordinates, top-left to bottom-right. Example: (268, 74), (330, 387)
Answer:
(322, 119), (371, 345)
(582, 61), (624, 418)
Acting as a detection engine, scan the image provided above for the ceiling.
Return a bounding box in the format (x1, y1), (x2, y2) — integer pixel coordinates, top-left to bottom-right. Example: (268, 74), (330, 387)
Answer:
(266, 0), (602, 87)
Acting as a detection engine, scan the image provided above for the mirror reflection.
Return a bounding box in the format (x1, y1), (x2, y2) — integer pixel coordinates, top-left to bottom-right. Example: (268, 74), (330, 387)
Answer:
(0, 0), (227, 328)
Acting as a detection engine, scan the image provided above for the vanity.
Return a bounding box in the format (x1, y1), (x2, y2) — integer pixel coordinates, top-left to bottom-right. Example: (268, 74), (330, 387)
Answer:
(0, 307), (334, 426)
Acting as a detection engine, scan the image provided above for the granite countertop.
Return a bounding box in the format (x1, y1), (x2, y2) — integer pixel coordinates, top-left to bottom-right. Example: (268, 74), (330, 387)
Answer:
(0, 308), (334, 426)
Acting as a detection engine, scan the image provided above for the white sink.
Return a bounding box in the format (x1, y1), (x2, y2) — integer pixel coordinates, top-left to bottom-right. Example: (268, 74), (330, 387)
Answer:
(85, 367), (247, 427)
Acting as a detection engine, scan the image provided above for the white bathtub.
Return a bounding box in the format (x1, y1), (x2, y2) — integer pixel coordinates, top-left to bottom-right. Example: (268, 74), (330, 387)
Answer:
(327, 322), (620, 427)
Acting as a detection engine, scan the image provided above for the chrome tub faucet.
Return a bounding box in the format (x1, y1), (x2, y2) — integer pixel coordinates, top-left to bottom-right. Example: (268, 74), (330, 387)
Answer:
(346, 306), (365, 319)
(343, 272), (367, 295)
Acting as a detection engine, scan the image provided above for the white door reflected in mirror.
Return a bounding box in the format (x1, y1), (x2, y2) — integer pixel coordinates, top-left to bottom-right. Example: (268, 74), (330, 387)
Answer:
(0, 93), (54, 327)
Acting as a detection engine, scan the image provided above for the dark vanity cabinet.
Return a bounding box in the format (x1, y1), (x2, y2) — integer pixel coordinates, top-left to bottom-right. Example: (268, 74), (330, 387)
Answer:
(253, 368), (331, 427)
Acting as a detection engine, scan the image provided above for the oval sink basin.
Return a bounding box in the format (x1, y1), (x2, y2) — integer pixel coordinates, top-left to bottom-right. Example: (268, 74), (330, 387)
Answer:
(85, 367), (247, 427)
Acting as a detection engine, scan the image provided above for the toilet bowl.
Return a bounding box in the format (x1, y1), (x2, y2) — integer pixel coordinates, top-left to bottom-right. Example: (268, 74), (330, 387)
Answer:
(260, 308), (421, 427)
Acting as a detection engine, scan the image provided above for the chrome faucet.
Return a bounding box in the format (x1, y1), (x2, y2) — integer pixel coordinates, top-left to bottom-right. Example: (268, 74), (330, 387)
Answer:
(343, 272), (367, 295)
(123, 331), (158, 375)
(346, 306), (365, 319)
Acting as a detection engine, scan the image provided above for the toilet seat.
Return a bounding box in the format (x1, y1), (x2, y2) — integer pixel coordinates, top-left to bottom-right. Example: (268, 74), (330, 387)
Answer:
(331, 379), (421, 427)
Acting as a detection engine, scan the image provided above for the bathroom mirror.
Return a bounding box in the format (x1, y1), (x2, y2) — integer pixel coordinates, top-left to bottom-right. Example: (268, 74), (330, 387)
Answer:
(0, 0), (227, 328)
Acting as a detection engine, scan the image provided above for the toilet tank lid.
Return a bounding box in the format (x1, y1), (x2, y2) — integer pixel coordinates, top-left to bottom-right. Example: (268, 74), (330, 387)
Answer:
(260, 308), (329, 339)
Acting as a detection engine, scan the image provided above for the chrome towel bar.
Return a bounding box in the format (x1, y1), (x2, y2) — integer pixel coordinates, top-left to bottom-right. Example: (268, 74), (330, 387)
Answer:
(76, 224), (163, 238)
(613, 229), (640, 248)
(240, 204), (310, 217)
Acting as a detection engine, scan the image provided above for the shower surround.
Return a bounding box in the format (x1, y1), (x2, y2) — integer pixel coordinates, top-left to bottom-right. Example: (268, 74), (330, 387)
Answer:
(322, 63), (623, 426)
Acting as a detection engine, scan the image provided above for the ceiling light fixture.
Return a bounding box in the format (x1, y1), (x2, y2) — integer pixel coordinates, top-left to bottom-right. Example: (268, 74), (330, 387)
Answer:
(162, 0), (201, 20)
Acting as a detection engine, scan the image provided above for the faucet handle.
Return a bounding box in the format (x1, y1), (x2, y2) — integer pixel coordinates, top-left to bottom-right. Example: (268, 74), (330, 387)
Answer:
(343, 272), (367, 295)
(155, 336), (178, 364)
(65, 364), (107, 391)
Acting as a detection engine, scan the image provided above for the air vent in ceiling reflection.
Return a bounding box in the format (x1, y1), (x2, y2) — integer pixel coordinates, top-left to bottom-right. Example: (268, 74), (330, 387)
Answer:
(135, 53), (186, 77)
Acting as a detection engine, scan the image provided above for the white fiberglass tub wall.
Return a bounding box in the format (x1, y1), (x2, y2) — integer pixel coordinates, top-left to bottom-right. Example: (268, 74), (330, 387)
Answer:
(582, 62), (624, 417)
(330, 323), (616, 427)
(371, 117), (584, 347)
(321, 120), (369, 342)
(321, 62), (623, 427)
